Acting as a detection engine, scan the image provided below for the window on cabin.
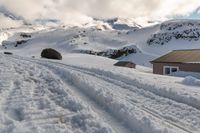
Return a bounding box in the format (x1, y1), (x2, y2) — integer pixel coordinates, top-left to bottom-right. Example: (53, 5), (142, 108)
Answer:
(164, 66), (179, 75)
(164, 67), (170, 75)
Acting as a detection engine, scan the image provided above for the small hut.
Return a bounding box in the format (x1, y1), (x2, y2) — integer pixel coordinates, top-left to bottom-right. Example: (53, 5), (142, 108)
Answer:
(114, 61), (136, 68)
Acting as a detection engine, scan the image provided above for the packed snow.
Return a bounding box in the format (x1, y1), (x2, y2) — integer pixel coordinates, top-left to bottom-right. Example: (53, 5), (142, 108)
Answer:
(182, 76), (200, 87)
(0, 54), (199, 133)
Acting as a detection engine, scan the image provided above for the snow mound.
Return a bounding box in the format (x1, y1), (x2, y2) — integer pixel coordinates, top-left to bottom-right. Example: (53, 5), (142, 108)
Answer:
(182, 76), (200, 87)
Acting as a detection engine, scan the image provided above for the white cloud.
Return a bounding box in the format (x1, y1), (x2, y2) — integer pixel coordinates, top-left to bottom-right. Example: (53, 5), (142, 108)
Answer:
(0, 14), (23, 28)
(0, 0), (200, 25)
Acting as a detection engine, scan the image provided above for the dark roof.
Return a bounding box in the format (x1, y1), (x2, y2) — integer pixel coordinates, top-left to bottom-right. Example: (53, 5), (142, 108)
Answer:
(151, 49), (200, 63)
(114, 61), (135, 66)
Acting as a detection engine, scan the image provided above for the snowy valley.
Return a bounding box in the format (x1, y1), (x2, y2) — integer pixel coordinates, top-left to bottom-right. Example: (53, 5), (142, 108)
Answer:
(0, 16), (200, 133)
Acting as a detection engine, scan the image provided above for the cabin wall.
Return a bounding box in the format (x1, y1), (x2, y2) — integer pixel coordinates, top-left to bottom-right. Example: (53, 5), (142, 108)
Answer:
(152, 63), (200, 75)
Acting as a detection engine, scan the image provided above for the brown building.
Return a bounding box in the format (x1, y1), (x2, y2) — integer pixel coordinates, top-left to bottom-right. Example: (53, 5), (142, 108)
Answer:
(114, 61), (136, 68)
(151, 49), (200, 75)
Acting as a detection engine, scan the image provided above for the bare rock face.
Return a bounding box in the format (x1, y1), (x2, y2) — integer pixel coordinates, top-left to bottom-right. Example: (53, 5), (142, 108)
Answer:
(77, 46), (137, 59)
(147, 20), (200, 46)
(41, 48), (62, 60)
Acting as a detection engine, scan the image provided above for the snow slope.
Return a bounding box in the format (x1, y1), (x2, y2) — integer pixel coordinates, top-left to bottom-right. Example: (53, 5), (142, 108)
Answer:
(125, 19), (200, 56)
(0, 24), (153, 66)
(0, 19), (200, 68)
(0, 54), (200, 133)
(1, 13), (200, 133)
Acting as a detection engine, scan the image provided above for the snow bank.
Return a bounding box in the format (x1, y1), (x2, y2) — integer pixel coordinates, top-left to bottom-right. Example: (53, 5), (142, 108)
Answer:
(182, 76), (200, 87)
(70, 66), (200, 110)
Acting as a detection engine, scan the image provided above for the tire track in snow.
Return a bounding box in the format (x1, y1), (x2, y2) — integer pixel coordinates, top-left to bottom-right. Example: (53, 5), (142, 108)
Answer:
(63, 65), (200, 133)
(50, 64), (195, 132)
(10, 57), (132, 133)
(0, 55), (115, 133)
(8, 55), (200, 133)
(56, 78), (132, 133)
(33, 60), (199, 133)
(0, 59), (69, 132)
(22, 56), (200, 111)
(17, 59), (190, 132)
(28, 58), (199, 132)
(70, 67), (199, 130)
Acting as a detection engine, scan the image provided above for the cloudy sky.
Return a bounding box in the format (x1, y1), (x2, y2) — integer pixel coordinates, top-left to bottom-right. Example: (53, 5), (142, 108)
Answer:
(0, 0), (200, 26)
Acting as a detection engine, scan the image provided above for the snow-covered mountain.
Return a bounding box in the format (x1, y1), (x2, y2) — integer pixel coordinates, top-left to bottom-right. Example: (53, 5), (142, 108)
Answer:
(122, 19), (200, 56)
(147, 19), (200, 46)
(0, 17), (200, 133)
(94, 17), (142, 30)
(1, 19), (200, 67)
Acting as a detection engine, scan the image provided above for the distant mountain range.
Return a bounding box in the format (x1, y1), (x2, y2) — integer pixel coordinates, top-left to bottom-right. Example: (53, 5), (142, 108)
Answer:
(93, 17), (142, 30)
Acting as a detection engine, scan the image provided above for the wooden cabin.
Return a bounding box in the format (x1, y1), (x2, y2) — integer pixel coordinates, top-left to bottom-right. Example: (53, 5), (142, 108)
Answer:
(151, 49), (200, 75)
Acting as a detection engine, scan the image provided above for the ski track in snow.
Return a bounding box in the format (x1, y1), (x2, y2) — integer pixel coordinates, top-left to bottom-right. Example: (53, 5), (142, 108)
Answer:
(1, 55), (200, 133)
